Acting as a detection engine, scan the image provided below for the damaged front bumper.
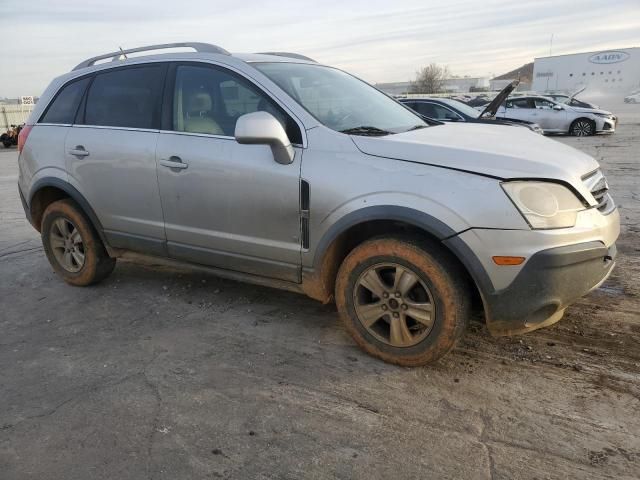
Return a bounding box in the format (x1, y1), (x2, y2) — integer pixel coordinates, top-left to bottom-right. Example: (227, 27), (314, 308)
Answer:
(479, 241), (616, 335)
(444, 206), (620, 336)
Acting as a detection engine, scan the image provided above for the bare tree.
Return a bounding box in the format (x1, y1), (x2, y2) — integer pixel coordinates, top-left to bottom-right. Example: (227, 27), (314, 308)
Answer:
(409, 64), (451, 94)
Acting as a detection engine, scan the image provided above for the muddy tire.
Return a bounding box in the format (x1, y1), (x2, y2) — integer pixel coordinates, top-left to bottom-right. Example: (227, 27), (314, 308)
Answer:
(335, 237), (470, 366)
(41, 199), (115, 286)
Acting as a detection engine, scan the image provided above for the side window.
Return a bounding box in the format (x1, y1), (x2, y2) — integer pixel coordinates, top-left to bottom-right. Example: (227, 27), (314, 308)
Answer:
(415, 102), (437, 118)
(84, 66), (164, 129)
(173, 65), (302, 144)
(509, 98), (534, 109)
(40, 77), (90, 124)
(432, 105), (461, 121)
(534, 99), (554, 109)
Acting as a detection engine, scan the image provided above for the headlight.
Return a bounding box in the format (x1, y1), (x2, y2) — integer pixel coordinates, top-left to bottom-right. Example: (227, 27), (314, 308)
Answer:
(502, 181), (585, 229)
(593, 113), (611, 118)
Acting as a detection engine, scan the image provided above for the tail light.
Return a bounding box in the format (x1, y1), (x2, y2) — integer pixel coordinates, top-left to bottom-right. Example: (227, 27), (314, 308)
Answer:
(18, 125), (33, 153)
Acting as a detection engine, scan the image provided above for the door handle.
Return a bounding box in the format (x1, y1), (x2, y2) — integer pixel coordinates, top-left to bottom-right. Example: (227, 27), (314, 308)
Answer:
(69, 146), (89, 157)
(159, 156), (188, 170)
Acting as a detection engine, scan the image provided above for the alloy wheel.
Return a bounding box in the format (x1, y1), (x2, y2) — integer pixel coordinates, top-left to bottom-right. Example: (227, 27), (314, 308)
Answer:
(572, 120), (593, 136)
(49, 217), (85, 272)
(353, 262), (435, 347)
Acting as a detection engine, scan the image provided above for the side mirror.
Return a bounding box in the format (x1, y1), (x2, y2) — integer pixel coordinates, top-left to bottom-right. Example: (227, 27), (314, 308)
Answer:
(553, 104), (564, 111)
(235, 111), (295, 165)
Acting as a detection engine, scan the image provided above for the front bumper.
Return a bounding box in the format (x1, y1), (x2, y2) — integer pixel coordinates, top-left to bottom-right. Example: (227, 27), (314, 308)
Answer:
(444, 207), (620, 335)
(596, 117), (616, 133)
(480, 241), (616, 335)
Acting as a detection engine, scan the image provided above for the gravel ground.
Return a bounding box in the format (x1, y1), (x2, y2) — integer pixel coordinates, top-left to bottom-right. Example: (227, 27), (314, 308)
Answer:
(1, 108), (638, 479)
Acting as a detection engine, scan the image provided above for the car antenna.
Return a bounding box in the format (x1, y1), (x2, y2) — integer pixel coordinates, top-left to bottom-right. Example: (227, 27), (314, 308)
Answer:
(118, 47), (128, 60)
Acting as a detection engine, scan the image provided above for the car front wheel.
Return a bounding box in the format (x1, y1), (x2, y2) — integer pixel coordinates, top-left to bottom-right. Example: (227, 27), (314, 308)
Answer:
(335, 237), (470, 366)
(570, 119), (595, 136)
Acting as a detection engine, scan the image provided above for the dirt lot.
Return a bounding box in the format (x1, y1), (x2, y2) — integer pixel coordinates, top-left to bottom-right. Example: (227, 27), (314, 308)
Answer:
(1, 110), (639, 479)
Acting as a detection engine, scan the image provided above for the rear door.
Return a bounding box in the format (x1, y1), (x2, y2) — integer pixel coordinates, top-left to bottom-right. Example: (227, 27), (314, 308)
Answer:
(65, 64), (168, 255)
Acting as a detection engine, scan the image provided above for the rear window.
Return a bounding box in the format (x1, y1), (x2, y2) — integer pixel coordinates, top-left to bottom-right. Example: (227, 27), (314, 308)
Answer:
(40, 77), (90, 124)
(84, 66), (164, 129)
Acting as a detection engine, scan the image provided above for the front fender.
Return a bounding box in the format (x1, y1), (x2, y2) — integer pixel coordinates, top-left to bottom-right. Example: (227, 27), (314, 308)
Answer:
(310, 202), (461, 270)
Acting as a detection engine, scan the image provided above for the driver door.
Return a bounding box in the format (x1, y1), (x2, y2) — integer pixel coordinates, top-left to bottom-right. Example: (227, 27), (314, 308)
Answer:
(155, 63), (304, 282)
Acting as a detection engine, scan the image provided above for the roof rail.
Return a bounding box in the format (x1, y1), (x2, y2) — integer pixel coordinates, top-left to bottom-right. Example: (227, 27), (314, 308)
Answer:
(72, 42), (230, 71)
(256, 52), (316, 62)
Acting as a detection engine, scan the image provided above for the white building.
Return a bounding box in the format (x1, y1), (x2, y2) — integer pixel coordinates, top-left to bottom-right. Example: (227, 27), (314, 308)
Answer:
(442, 77), (489, 93)
(375, 81), (412, 96)
(376, 77), (489, 95)
(532, 47), (640, 93)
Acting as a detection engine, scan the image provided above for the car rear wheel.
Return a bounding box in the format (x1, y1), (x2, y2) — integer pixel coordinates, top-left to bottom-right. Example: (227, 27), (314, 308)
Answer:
(570, 119), (595, 136)
(41, 199), (116, 286)
(335, 237), (470, 366)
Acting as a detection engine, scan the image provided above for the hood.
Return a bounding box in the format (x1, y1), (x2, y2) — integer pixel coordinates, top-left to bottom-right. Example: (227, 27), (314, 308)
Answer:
(350, 122), (599, 199)
(567, 105), (612, 116)
(479, 80), (519, 118)
(568, 86), (586, 101)
(566, 88), (600, 109)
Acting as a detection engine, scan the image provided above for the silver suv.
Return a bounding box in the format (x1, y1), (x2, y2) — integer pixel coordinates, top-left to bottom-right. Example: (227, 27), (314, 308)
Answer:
(18, 43), (619, 366)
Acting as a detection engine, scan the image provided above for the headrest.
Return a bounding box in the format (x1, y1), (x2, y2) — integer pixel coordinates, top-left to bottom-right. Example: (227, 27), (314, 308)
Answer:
(186, 92), (212, 113)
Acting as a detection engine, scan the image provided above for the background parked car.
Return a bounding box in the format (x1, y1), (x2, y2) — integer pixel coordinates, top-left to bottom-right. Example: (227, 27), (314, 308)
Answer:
(544, 88), (601, 109)
(495, 96), (616, 136)
(545, 93), (600, 109)
(624, 92), (640, 103)
(400, 97), (543, 134)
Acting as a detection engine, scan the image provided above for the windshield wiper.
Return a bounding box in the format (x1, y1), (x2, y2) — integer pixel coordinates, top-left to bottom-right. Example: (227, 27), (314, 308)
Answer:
(340, 126), (392, 136)
(407, 124), (427, 131)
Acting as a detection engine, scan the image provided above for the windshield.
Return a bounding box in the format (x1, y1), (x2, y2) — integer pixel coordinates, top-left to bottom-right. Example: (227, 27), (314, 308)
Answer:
(253, 62), (426, 134)
(438, 99), (481, 119)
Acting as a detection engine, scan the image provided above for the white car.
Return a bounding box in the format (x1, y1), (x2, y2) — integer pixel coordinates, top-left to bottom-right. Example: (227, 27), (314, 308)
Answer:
(495, 96), (616, 136)
(624, 92), (640, 104)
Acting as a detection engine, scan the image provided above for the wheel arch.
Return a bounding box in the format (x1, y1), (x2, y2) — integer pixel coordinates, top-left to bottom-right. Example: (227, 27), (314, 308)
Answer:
(302, 206), (486, 308)
(28, 178), (108, 246)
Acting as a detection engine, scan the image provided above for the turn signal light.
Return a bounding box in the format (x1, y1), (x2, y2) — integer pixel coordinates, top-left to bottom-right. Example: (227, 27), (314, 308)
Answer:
(492, 256), (525, 266)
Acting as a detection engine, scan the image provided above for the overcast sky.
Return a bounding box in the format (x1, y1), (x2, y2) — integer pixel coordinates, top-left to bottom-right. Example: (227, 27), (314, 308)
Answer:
(1, 0), (639, 97)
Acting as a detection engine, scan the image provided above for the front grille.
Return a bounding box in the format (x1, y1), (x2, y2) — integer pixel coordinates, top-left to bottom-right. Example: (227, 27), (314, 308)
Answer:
(582, 169), (614, 214)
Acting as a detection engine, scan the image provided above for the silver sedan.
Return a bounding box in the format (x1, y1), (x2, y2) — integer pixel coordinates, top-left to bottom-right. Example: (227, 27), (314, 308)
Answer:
(496, 96), (616, 136)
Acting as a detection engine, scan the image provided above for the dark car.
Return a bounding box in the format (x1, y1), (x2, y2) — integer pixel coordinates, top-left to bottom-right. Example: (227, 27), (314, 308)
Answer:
(400, 80), (543, 134)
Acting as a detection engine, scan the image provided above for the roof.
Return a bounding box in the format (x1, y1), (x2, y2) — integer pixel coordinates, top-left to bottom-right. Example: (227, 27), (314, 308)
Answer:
(71, 42), (317, 72)
(534, 46), (639, 61)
